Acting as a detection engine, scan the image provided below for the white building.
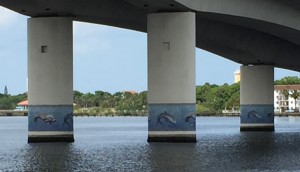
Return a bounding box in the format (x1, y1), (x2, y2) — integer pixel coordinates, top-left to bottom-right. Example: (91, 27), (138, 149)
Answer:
(274, 85), (300, 112)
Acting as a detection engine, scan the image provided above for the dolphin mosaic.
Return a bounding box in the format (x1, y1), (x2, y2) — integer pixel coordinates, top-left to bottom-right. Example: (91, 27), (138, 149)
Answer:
(157, 111), (176, 125)
(247, 110), (262, 119)
(34, 113), (56, 124)
(185, 113), (196, 122)
(184, 115), (196, 122)
(185, 113), (196, 127)
(267, 112), (274, 118)
(63, 113), (73, 125)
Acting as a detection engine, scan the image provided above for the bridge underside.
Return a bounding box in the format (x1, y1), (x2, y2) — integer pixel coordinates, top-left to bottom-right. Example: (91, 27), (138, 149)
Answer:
(0, 0), (299, 142)
(1, 0), (300, 71)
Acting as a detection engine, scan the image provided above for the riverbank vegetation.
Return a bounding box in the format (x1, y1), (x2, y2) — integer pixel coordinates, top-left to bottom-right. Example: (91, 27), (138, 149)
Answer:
(274, 76), (300, 85)
(0, 93), (27, 110)
(196, 83), (240, 113)
(73, 91), (147, 116)
(1, 76), (299, 114)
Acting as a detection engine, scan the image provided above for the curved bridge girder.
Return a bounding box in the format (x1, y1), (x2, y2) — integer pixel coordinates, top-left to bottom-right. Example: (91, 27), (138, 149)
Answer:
(0, 0), (300, 71)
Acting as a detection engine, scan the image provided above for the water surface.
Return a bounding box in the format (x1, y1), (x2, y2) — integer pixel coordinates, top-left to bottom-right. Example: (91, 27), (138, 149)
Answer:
(1, 116), (300, 171)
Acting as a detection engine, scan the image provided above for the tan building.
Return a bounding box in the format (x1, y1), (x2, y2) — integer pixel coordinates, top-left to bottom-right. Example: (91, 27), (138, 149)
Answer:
(234, 69), (241, 83)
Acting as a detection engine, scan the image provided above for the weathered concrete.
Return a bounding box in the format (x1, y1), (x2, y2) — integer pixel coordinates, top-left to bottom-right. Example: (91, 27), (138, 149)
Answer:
(147, 12), (196, 104)
(147, 12), (196, 142)
(28, 17), (73, 105)
(240, 65), (274, 131)
(28, 17), (74, 143)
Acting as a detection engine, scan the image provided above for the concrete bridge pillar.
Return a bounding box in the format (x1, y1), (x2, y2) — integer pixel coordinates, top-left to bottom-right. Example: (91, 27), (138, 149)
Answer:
(28, 17), (74, 142)
(147, 12), (196, 142)
(240, 65), (274, 131)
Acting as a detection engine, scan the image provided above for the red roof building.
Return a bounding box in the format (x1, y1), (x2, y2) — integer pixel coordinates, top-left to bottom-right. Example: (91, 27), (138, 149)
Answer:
(16, 100), (28, 110)
(17, 100), (28, 106)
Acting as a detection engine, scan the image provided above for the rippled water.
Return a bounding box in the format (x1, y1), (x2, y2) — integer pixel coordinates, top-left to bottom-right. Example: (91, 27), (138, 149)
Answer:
(1, 116), (300, 171)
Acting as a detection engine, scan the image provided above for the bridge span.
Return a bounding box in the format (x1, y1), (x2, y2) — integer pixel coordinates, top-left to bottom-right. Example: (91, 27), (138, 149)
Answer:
(0, 0), (299, 142)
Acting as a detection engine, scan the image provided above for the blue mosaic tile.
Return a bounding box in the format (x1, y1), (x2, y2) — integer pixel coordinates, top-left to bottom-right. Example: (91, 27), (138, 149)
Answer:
(148, 104), (196, 131)
(240, 104), (274, 124)
(28, 105), (73, 131)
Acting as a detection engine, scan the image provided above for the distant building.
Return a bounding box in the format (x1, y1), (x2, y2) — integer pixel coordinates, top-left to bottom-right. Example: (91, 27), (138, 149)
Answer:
(123, 91), (137, 94)
(15, 100), (28, 110)
(232, 69), (300, 112)
(234, 69), (240, 83)
(121, 91), (138, 99)
(274, 85), (300, 112)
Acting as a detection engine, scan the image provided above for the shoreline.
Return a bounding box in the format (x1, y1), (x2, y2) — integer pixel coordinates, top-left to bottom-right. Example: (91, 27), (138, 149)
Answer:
(1, 112), (300, 117)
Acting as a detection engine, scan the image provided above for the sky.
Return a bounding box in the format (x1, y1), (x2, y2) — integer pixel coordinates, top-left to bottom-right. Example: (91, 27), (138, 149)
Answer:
(0, 6), (299, 95)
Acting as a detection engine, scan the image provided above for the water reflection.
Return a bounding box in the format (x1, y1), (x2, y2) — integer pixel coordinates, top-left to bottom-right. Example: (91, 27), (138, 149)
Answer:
(18, 143), (74, 171)
(148, 143), (197, 171)
(1, 117), (300, 171)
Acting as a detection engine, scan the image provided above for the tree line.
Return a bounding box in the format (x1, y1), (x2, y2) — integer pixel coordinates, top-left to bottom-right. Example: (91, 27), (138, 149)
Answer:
(1, 76), (300, 113)
(0, 93), (27, 110)
(196, 83), (240, 112)
(74, 91), (147, 112)
(274, 76), (300, 85)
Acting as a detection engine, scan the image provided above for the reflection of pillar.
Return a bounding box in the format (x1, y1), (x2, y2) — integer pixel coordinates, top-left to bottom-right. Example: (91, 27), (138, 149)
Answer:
(147, 12), (196, 142)
(28, 17), (74, 142)
(240, 65), (274, 131)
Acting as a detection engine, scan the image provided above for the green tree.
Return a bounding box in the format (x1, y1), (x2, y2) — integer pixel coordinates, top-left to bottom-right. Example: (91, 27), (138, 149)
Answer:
(74, 90), (84, 107)
(196, 82), (211, 103)
(117, 92), (136, 110)
(113, 92), (123, 107)
(81, 92), (95, 108)
(290, 90), (300, 111)
(226, 92), (240, 109)
(135, 91), (147, 110)
(275, 76), (300, 85)
(94, 91), (112, 108)
(0, 92), (27, 109)
(282, 89), (290, 99)
(195, 82), (240, 112)
(213, 85), (230, 110)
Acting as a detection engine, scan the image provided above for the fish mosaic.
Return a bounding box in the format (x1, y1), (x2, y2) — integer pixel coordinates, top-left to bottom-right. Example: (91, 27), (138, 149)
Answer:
(157, 111), (176, 125)
(34, 113), (56, 124)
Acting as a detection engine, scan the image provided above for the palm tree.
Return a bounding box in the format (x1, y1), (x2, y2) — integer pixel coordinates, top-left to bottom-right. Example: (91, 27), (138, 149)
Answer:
(282, 89), (290, 100)
(290, 90), (300, 112)
(281, 89), (291, 112)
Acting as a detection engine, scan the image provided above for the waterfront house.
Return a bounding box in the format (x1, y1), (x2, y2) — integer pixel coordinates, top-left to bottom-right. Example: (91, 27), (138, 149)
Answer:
(15, 100), (28, 110)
